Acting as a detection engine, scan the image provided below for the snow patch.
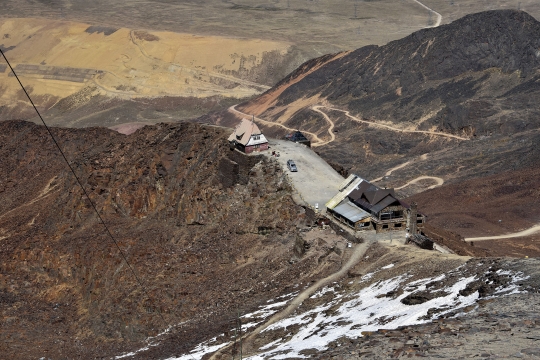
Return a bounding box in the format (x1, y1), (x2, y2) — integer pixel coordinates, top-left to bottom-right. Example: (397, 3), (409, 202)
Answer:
(165, 340), (229, 360)
(246, 269), (525, 359)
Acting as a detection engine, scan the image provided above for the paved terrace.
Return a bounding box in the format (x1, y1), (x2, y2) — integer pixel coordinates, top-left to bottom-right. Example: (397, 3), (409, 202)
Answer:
(264, 139), (344, 211)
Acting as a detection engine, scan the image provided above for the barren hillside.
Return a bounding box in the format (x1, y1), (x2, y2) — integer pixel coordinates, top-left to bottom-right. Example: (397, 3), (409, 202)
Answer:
(217, 10), (540, 213)
(407, 166), (540, 257)
(0, 120), (350, 359)
(0, 17), (297, 123)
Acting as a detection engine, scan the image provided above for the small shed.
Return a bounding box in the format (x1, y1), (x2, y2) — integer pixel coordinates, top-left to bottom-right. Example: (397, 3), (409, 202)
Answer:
(285, 130), (311, 147)
(407, 234), (434, 250)
(228, 118), (269, 154)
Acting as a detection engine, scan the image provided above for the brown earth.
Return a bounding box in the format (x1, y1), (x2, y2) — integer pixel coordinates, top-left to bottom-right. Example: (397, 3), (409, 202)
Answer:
(2, 1), (539, 54)
(408, 166), (540, 258)
(0, 120), (353, 359)
(230, 10), (540, 191)
(0, 17), (291, 123)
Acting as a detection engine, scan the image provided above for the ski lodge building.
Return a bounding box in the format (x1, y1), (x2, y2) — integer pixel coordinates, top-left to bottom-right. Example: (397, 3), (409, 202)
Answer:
(228, 118), (269, 154)
(326, 174), (425, 233)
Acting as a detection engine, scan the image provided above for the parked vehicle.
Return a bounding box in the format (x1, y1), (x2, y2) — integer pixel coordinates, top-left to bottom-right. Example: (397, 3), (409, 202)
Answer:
(287, 159), (297, 172)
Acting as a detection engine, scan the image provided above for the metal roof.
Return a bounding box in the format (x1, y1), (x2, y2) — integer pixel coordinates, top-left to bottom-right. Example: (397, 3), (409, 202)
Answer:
(326, 177), (363, 210)
(227, 118), (265, 146)
(332, 201), (371, 223)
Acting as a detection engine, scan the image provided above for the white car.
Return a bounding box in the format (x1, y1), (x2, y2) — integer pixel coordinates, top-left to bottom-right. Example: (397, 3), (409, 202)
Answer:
(287, 159), (297, 172)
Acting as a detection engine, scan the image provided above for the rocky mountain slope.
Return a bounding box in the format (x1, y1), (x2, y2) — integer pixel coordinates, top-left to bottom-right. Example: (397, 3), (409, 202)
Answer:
(407, 166), (540, 258)
(233, 10), (540, 184)
(0, 120), (350, 359)
(198, 10), (540, 254)
(147, 240), (540, 359)
(241, 10), (540, 132)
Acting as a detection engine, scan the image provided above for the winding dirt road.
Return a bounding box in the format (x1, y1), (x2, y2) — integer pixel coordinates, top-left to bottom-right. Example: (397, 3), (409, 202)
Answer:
(229, 105), (327, 146)
(315, 105), (469, 141)
(311, 105), (337, 146)
(465, 225), (540, 241)
(372, 161), (412, 183)
(395, 175), (444, 190)
(412, 0), (442, 28)
(231, 102), (469, 151)
(210, 240), (374, 359)
(371, 154), (444, 191)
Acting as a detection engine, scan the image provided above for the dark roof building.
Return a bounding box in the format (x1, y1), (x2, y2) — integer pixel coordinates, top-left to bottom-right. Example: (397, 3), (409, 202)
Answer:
(348, 182), (407, 216)
(285, 130), (311, 147)
(326, 175), (425, 233)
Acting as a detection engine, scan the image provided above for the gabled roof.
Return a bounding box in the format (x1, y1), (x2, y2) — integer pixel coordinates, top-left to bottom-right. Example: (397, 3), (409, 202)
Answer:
(348, 180), (402, 214)
(228, 118), (265, 146)
(364, 188), (396, 205)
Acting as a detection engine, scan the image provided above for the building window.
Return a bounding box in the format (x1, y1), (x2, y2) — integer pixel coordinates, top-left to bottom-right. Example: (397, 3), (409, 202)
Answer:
(417, 219), (423, 224)
(381, 210), (404, 221)
(394, 223), (402, 228)
(382, 224), (389, 229)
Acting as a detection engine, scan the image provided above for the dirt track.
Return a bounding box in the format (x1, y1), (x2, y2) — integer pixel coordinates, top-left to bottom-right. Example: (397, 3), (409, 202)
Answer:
(210, 239), (374, 359)
(412, 0), (442, 27)
(395, 175), (444, 190)
(311, 105), (337, 146)
(372, 161), (412, 183)
(465, 225), (540, 241)
(371, 153), (444, 191)
(315, 105), (470, 141)
(229, 105), (326, 145)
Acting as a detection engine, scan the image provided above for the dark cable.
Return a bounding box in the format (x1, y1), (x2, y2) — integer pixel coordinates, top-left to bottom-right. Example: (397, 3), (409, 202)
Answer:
(0, 49), (168, 326)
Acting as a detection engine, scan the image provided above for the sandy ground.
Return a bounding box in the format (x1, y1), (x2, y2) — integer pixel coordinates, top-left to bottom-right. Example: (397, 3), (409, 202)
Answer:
(265, 139), (344, 210)
(0, 17), (287, 109)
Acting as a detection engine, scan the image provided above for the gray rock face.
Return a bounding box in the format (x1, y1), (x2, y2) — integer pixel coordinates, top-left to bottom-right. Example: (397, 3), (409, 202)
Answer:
(271, 10), (540, 127)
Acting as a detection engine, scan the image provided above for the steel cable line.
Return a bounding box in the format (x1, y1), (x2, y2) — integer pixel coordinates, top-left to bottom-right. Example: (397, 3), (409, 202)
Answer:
(0, 49), (169, 327)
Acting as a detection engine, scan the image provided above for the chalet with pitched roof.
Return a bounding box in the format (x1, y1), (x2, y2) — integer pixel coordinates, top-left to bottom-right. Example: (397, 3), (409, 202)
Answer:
(326, 174), (425, 232)
(228, 118), (269, 154)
